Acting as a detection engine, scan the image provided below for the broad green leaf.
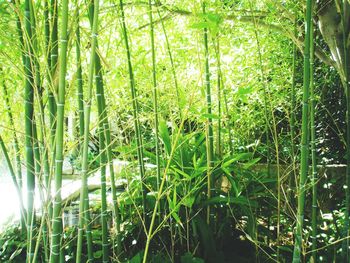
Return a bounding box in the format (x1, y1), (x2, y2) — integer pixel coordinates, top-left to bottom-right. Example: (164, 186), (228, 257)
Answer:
(243, 157), (261, 169)
(159, 120), (171, 155)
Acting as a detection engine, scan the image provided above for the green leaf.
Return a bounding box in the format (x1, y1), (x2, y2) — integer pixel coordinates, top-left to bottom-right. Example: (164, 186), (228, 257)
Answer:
(172, 166), (191, 179)
(181, 252), (205, 263)
(191, 22), (210, 29)
(242, 157), (261, 169)
(237, 86), (253, 95)
(182, 195), (195, 208)
(223, 152), (252, 167)
(128, 250), (143, 263)
(93, 250), (103, 259)
(159, 120), (172, 155)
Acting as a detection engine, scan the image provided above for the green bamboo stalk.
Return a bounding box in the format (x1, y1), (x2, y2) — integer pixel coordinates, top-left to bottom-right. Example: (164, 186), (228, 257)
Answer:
(249, 3), (277, 257)
(155, 8), (183, 255)
(75, 9), (93, 262)
(148, 0), (161, 202)
(12, 0), (26, 66)
(49, 0), (69, 261)
(88, 5), (109, 262)
(96, 112), (109, 263)
(290, 18), (297, 179)
(36, 3), (53, 261)
(44, 0), (51, 74)
(292, 0), (313, 261)
(156, 7), (182, 118)
(119, 0), (147, 222)
(340, 0), (350, 260)
(48, 0), (58, 157)
(76, 0), (100, 261)
(75, 13), (84, 150)
(87, 2), (122, 256)
(215, 36), (222, 157)
(202, 1), (214, 225)
(23, 0), (36, 261)
(84, 190), (94, 262)
(288, 18), (298, 214)
(96, 42), (122, 259)
(0, 135), (26, 230)
(309, 17), (317, 262)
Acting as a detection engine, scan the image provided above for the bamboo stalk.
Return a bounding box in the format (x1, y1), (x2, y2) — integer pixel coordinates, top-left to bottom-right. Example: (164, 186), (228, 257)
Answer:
(156, 8), (182, 119)
(89, 5), (109, 262)
(75, 13), (84, 151)
(202, 1), (214, 225)
(119, 0), (147, 223)
(97, 47), (122, 259)
(215, 36), (222, 157)
(48, 0), (58, 168)
(309, 16), (317, 262)
(23, 0), (36, 261)
(341, 0), (350, 260)
(49, 0), (69, 261)
(288, 18), (298, 220)
(76, 0), (100, 261)
(292, 0), (313, 261)
(148, 0), (161, 197)
(74, 8), (94, 261)
(87, 1), (122, 256)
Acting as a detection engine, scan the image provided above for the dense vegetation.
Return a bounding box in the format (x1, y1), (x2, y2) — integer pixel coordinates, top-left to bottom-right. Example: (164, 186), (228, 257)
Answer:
(0, 0), (349, 262)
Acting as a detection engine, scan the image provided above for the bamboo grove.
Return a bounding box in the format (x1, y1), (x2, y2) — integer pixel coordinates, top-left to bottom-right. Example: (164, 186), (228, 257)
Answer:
(0, 0), (350, 262)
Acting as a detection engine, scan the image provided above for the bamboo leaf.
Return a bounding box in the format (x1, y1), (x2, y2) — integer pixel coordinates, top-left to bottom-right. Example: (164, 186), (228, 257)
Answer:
(159, 120), (171, 155)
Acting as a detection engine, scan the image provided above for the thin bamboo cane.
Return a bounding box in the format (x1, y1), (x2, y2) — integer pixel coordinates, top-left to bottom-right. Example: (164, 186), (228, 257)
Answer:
(309, 17), (318, 262)
(292, 0), (313, 261)
(148, 0), (161, 201)
(88, 6), (109, 262)
(76, 0), (100, 261)
(75, 10), (94, 260)
(49, 0), (69, 261)
(287, 18), (298, 218)
(215, 36), (222, 157)
(75, 13), (84, 150)
(96, 50), (122, 258)
(339, 1), (350, 261)
(47, 0), (58, 181)
(156, 8), (182, 119)
(202, 1), (214, 225)
(155, 9), (181, 255)
(87, 2), (122, 256)
(23, 0), (36, 261)
(119, 0), (147, 223)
